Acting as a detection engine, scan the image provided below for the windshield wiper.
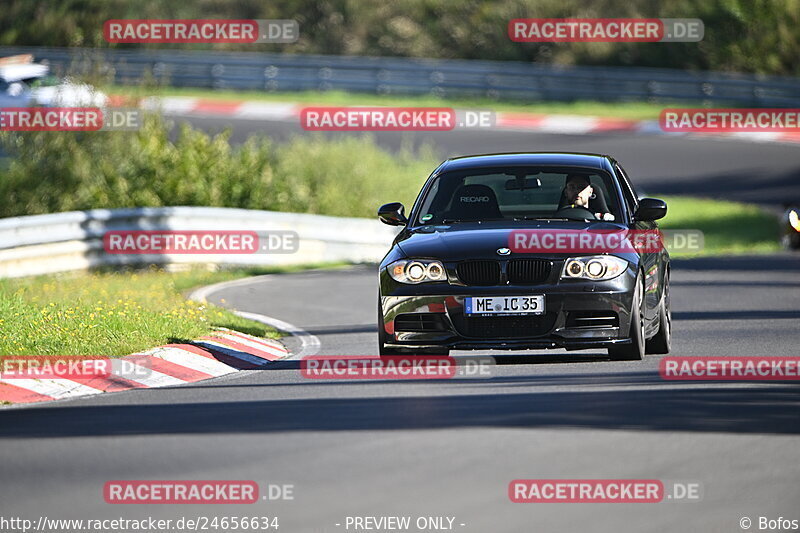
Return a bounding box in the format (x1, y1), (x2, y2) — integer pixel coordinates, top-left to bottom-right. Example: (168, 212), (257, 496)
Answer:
(513, 216), (571, 221)
(440, 218), (506, 224)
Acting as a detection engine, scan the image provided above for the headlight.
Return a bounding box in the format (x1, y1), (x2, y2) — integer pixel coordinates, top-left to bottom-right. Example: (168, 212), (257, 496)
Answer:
(388, 259), (447, 284)
(561, 255), (628, 281)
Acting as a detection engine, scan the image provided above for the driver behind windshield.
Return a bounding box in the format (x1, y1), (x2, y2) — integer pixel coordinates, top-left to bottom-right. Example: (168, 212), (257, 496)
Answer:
(562, 174), (615, 221)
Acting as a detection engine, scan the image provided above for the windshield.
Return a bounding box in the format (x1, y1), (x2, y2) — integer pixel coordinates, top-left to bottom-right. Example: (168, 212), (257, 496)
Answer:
(414, 166), (623, 224)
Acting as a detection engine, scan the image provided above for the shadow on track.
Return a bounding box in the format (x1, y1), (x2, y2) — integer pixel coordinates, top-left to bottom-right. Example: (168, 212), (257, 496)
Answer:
(2, 375), (798, 438)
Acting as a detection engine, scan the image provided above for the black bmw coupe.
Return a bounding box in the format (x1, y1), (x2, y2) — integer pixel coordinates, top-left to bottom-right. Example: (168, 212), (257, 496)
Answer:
(377, 152), (671, 360)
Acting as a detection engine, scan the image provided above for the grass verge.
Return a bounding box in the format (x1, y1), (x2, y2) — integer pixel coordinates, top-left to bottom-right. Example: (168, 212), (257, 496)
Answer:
(109, 86), (669, 121)
(660, 196), (781, 256)
(0, 263), (347, 357)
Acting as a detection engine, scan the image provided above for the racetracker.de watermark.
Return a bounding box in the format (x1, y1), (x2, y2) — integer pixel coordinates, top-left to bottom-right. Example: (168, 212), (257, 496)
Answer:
(104, 481), (259, 504)
(509, 480), (703, 503)
(104, 19), (299, 43)
(0, 108), (143, 132)
(509, 229), (704, 254)
(660, 357), (800, 381)
(300, 355), (495, 380)
(508, 18), (704, 42)
(660, 109), (800, 132)
(0, 356), (155, 380)
(103, 230), (298, 254)
(300, 107), (495, 131)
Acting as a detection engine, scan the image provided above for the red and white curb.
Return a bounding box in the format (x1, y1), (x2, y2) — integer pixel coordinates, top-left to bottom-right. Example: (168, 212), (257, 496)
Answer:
(188, 275), (322, 359)
(107, 95), (800, 145)
(0, 328), (288, 405)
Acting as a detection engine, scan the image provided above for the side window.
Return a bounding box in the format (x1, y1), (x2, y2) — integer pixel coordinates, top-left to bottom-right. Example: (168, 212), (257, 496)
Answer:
(417, 177), (441, 221)
(614, 164), (638, 218)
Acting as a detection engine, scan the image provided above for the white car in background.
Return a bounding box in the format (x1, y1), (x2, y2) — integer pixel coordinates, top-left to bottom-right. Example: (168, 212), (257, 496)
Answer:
(0, 54), (107, 107)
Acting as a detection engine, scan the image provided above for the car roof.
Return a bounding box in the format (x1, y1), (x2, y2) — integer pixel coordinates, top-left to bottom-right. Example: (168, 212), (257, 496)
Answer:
(438, 152), (613, 173)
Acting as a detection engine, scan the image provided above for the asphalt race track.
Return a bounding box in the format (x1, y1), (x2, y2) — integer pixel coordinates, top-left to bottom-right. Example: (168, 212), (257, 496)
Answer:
(0, 119), (799, 532)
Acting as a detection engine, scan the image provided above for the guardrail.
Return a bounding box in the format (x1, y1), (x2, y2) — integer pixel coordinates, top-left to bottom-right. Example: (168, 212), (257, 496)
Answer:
(2, 46), (800, 106)
(0, 207), (399, 278)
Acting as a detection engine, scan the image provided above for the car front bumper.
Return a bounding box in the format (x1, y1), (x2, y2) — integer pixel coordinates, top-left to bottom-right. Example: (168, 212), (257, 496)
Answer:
(380, 268), (637, 351)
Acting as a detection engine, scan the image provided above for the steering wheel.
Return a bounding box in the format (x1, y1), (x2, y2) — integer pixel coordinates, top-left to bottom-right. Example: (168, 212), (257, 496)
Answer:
(554, 206), (597, 221)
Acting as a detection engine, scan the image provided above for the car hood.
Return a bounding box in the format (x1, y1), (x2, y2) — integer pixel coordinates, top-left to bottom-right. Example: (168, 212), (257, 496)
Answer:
(396, 221), (628, 260)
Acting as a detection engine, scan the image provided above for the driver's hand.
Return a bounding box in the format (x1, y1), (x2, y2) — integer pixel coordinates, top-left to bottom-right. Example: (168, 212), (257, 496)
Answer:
(596, 213), (615, 221)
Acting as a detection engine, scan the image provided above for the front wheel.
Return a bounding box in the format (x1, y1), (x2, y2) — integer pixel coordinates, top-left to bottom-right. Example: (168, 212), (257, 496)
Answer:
(646, 272), (671, 355)
(377, 296), (401, 356)
(608, 274), (645, 361)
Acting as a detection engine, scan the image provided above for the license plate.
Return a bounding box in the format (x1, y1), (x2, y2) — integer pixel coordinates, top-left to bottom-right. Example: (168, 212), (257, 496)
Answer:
(464, 295), (545, 316)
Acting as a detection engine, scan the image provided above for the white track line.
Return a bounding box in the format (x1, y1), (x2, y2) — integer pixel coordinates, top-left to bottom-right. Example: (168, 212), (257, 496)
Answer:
(188, 274), (274, 303)
(234, 311), (320, 359)
(189, 277), (321, 359)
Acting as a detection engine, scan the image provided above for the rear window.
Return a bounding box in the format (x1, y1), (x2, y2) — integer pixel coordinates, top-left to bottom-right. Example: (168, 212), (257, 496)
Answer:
(414, 166), (622, 224)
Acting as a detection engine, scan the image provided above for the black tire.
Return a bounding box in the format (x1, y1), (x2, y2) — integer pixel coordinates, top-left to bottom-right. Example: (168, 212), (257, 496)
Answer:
(645, 272), (672, 355)
(608, 274), (645, 361)
(377, 297), (401, 356)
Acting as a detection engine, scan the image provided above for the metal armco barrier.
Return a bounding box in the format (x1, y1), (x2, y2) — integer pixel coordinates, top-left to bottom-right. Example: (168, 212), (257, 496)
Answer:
(0, 207), (399, 278)
(1, 46), (800, 106)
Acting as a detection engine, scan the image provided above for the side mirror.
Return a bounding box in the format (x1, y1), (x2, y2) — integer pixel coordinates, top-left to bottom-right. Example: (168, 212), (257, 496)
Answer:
(634, 198), (667, 221)
(378, 202), (408, 226)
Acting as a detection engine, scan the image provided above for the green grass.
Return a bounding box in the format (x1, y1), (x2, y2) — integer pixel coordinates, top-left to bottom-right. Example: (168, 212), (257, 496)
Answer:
(109, 86), (670, 121)
(0, 263), (346, 357)
(660, 196), (781, 256)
